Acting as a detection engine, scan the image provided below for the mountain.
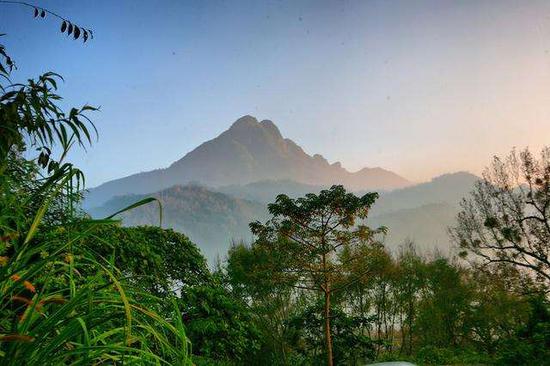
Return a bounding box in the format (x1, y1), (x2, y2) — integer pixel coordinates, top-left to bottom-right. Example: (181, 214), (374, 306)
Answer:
(84, 115), (410, 208)
(88, 185), (268, 262)
(367, 172), (480, 253)
(368, 203), (460, 254)
(217, 179), (325, 203)
(217, 172), (479, 210)
(87, 172), (479, 262)
(370, 171), (479, 215)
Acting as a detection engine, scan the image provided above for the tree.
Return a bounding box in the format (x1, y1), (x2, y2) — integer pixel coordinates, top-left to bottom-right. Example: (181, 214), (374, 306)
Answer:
(180, 284), (262, 364)
(250, 185), (385, 366)
(287, 302), (376, 365)
(43, 225), (211, 296)
(225, 242), (295, 365)
(466, 263), (529, 355)
(452, 147), (550, 287)
(414, 258), (471, 349)
(393, 242), (425, 355)
(339, 240), (394, 356)
(496, 295), (550, 365)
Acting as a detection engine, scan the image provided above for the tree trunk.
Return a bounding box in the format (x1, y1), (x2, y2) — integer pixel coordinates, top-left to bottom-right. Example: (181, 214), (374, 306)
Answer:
(408, 298), (413, 355)
(324, 288), (334, 366)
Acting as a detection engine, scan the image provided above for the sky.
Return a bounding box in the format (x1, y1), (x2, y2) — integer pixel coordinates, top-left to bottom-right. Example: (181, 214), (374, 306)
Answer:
(2, 0), (550, 186)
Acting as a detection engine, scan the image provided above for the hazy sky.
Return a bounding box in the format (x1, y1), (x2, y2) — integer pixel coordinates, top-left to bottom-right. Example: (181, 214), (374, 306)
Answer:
(2, 0), (550, 186)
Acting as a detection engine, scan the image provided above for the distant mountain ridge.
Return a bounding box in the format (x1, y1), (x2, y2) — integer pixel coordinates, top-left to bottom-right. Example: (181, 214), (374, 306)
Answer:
(213, 172), (481, 255)
(370, 171), (479, 215)
(216, 172), (479, 210)
(366, 172), (480, 254)
(84, 115), (410, 208)
(88, 172), (480, 262)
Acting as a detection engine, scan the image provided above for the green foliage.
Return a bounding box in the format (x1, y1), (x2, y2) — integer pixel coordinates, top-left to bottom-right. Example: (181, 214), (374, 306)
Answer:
(181, 285), (262, 364)
(0, 231), (193, 364)
(0, 54), (96, 176)
(496, 296), (550, 365)
(287, 303), (376, 365)
(0, 160), (194, 364)
(225, 242), (296, 365)
(0, 39), (193, 364)
(249, 185), (384, 365)
(415, 346), (455, 365)
(414, 258), (471, 349)
(226, 233), (548, 365)
(226, 241), (293, 299)
(56, 225), (211, 296)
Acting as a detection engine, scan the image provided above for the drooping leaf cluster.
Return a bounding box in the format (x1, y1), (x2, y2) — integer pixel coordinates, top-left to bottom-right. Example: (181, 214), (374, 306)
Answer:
(0, 1), (93, 42)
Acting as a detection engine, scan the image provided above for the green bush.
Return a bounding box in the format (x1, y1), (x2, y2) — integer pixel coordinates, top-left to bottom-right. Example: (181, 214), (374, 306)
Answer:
(415, 346), (455, 365)
(496, 296), (550, 366)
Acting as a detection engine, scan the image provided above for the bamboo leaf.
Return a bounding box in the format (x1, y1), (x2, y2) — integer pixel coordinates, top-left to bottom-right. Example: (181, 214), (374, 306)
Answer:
(105, 197), (163, 227)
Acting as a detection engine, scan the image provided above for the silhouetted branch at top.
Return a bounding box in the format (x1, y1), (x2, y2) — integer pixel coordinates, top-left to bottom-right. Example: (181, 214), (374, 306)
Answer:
(0, 0), (93, 42)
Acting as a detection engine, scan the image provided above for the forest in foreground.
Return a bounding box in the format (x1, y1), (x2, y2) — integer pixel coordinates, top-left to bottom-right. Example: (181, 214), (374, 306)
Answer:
(1, 11), (550, 366)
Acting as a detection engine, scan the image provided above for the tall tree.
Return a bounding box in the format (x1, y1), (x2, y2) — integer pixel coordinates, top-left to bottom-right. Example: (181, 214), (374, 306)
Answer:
(452, 147), (550, 286)
(250, 185), (384, 366)
(394, 242), (425, 355)
(226, 242), (296, 364)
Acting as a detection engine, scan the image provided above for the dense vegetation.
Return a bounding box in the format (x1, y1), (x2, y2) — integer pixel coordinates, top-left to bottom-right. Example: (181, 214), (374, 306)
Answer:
(0, 38), (195, 364)
(1, 30), (549, 366)
(224, 190), (550, 365)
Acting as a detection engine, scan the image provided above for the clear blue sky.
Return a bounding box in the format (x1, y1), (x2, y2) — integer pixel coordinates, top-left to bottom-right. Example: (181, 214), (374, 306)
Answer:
(2, 0), (550, 186)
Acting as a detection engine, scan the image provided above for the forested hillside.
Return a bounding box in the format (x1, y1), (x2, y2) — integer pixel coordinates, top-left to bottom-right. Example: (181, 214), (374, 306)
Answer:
(89, 185), (268, 261)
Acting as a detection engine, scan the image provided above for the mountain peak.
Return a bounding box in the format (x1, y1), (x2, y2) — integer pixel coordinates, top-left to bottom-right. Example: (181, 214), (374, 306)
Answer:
(229, 115), (259, 130)
(228, 115), (284, 140)
(260, 119), (282, 139)
(85, 115), (411, 207)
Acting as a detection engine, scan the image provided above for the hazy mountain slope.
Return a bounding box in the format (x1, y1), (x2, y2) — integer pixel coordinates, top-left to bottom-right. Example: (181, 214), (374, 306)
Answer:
(88, 172), (480, 261)
(88, 185), (268, 262)
(217, 172), (479, 209)
(368, 203), (460, 254)
(84, 115), (410, 208)
(217, 179), (325, 203)
(366, 172), (480, 253)
(369, 172), (479, 215)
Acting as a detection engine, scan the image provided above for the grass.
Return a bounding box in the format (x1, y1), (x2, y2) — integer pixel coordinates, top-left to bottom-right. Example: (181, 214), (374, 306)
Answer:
(0, 168), (193, 365)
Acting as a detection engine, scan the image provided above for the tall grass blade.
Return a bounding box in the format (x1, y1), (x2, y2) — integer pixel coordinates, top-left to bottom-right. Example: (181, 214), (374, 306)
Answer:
(104, 197), (163, 227)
